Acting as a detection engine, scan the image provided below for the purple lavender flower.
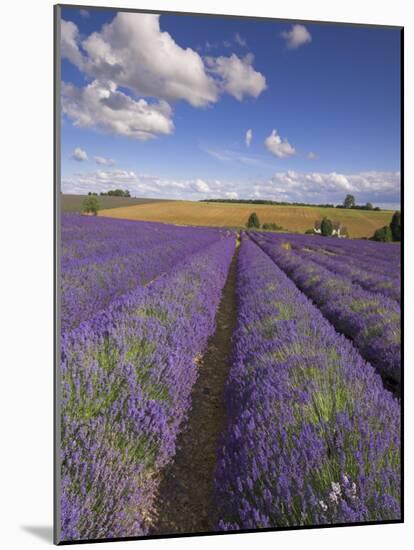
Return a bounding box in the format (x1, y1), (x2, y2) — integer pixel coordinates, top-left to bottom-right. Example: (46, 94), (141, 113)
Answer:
(61, 214), (228, 330)
(61, 232), (235, 540)
(249, 232), (401, 391)
(215, 235), (400, 530)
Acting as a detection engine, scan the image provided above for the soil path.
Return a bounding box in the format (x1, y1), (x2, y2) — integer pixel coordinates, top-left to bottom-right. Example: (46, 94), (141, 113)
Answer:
(151, 239), (240, 535)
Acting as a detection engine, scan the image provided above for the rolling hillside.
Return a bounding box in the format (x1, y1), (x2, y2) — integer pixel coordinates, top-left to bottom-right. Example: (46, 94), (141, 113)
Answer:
(61, 194), (172, 212)
(98, 200), (394, 238)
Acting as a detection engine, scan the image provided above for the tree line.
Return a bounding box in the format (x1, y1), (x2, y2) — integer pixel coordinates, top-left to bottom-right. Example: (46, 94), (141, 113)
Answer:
(87, 189), (131, 198)
(201, 194), (381, 211)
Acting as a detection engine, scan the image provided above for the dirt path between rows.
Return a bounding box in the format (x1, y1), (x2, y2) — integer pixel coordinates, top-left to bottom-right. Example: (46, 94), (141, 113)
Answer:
(151, 239), (240, 536)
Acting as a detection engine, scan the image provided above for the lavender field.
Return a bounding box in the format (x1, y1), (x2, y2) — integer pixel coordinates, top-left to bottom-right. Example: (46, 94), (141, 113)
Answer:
(60, 214), (401, 541)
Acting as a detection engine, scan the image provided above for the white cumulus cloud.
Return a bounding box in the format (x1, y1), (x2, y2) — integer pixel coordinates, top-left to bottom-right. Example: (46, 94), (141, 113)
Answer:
(264, 170), (400, 205)
(245, 128), (253, 147)
(205, 53), (267, 101)
(193, 178), (211, 193)
(264, 129), (296, 159)
(94, 155), (116, 166)
(61, 20), (84, 68)
(307, 151), (318, 160)
(281, 24), (312, 49)
(62, 170), (219, 199)
(71, 147), (88, 161)
(60, 14), (267, 139)
(61, 13), (218, 107)
(61, 168), (400, 208)
(62, 80), (174, 140)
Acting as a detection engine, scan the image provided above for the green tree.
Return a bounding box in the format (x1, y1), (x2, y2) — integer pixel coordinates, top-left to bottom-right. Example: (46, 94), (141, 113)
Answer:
(390, 211), (401, 242)
(82, 196), (100, 216)
(107, 189), (131, 197)
(343, 194), (356, 209)
(365, 202), (373, 210)
(321, 217), (334, 237)
(372, 225), (393, 242)
(246, 212), (260, 229)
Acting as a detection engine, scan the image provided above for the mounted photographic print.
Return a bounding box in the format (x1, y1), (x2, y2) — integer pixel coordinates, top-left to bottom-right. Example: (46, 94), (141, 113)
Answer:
(54, 3), (403, 544)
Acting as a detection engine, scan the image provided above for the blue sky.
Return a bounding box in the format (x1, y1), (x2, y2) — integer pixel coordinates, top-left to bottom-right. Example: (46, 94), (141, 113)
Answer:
(60, 7), (401, 208)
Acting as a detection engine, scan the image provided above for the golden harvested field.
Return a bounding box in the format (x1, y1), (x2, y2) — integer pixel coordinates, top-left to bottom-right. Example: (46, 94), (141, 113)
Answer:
(99, 200), (394, 238)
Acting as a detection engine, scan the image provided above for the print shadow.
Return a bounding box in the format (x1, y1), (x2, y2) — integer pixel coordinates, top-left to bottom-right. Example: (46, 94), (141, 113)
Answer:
(21, 525), (53, 543)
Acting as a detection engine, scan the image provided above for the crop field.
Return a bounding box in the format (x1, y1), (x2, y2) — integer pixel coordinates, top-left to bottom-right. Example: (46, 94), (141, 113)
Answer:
(61, 194), (172, 213)
(98, 200), (394, 238)
(60, 214), (401, 541)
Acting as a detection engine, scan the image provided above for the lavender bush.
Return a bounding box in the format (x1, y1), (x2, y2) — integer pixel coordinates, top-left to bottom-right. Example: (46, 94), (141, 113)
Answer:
(61, 237), (235, 540)
(61, 214), (225, 330)
(215, 236), (400, 530)
(286, 233), (400, 270)
(250, 233), (401, 390)
(61, 214), (225, 268)
(285, 239), (400, 303)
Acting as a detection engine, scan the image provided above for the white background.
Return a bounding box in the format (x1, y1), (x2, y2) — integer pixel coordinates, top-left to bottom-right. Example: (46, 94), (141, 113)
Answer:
(0, 0), (411, 547)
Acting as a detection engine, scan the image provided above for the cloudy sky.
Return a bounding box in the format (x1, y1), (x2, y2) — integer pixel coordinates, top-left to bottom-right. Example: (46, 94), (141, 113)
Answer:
(60, 7), (401, 208)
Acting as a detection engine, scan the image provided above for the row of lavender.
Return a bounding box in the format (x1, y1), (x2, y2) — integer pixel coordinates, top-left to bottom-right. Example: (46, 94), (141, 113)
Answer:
(266, 235), (401, 302)
(61, 236), (235, 540)
(250, 232), (401, 392)
(295, 233), (400, 270)
(281, 234), (400, 303)
(215, 236), (400, 530)
(61, 215), (227, 330)
(61, 214), (226, 268)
